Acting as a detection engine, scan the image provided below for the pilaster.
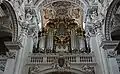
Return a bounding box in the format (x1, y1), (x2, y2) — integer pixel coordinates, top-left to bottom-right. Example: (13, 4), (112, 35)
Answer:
(4, 59), (15, 74)
(13, 34), (27, 74)
(90, 36), (104, 74)
(0, 41), (22, 74)
(101, 41), (120, 74)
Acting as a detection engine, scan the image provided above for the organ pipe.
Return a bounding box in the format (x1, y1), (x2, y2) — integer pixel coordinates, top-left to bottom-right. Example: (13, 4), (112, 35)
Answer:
(71, 29), (77, 50)
(46, 29), (53, 50)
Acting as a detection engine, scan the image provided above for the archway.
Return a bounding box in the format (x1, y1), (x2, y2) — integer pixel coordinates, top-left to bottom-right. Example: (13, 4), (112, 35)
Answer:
(0, 1), (18, 55)
(105, 0), (120, 40)
(0, 1), (18, 41)
(105, 0), (120, 54)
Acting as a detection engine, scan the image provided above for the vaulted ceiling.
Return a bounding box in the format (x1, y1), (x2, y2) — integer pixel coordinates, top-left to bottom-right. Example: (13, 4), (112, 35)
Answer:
(35, 0), (87, 29)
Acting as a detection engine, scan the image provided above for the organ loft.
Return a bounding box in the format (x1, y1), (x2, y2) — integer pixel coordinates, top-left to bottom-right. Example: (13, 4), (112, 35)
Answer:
(32, 1), (91, 54)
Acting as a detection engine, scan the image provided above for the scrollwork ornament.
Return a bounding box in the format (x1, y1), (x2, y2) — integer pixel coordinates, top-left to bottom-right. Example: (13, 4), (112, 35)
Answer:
(0, 51), (16, 59)
(81, 65), (95, 74)
(6, 51), (17, 59)
(0, 59), (7, 72)
(107, 50), (117, 58)
(24, 7), (38, 36)
(52, 57), (70, 71)
(89, 0), (96, 4)
(72, 8), (80, 19)
(86, 25), (96, 36)
(30, 65), (41, 74)
(93, 21), (102, 30)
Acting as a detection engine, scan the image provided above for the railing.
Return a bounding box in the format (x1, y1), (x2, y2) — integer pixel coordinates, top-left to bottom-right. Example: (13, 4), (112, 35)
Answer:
(27, 52), (96, 65)
(0, 58), (7, 73)
(116, 56), (120, 72)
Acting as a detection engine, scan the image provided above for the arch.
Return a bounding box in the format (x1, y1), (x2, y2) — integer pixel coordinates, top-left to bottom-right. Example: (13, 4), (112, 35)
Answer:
(37, 0), (86, 10)
(37, 68), (85, 74)
(1, 1), (18, 41)
(105, 0), (120, 40)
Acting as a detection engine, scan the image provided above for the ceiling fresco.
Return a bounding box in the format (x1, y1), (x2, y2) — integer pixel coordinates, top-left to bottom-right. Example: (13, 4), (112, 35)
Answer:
(38, 0), (84, 29)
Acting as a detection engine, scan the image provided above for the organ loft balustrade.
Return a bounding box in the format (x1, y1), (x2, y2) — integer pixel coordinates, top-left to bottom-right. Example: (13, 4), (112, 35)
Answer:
(25, 52), (97, 74)
(27, 52), (96, 65)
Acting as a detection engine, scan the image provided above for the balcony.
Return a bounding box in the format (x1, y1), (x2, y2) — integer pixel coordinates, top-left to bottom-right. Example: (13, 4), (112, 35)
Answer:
(0, 58), (7, 74)
(27, 52), (96, 65)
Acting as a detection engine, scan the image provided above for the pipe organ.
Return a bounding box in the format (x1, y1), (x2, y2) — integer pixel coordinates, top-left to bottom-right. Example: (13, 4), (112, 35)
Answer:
(33, 1), (90, 53)
(38, 28), (47, 52)
(71, 29), (77, 51)
(36, 18), (89, 53)
(46, 29), (53, 52)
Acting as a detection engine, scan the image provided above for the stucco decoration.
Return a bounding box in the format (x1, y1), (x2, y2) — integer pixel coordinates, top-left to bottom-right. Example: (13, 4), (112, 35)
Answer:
(0, 59), (7, 72)
(52, 57), (70, 71)
(30, 65), (41, 74)
(81, 65), (95, 74)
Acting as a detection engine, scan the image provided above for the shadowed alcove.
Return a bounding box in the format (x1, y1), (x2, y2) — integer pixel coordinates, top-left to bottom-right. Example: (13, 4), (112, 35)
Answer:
(0, 1), (18, 55)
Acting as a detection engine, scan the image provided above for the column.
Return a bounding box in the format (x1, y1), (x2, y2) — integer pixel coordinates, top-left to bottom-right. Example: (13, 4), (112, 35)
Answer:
(108, 58), (120, 74)
(13, 33), (27, 74)
(4, 59), (15, 74)
(101, 41), (120, 74)
(3, 42), (22, 74)
(21, 36), (34, 74)
(90, 36), (104, 74)
(96, 34), (109, 74)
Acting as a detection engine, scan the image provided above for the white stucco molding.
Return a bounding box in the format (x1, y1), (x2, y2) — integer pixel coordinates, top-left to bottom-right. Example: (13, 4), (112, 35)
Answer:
(100, 41), (119, 58)
(100, 41), (119, 50)
(4, 41), (22, 50)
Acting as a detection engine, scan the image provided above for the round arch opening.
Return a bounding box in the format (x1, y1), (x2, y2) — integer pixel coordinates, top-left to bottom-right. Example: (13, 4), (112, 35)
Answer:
(105, 0), (120, 40)
(0, 1), (18, 41)
(0, 1), (18, 55)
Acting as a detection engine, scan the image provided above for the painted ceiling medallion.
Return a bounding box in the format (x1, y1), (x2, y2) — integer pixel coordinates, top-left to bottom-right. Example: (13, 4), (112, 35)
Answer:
(56, 8), (68, 15)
